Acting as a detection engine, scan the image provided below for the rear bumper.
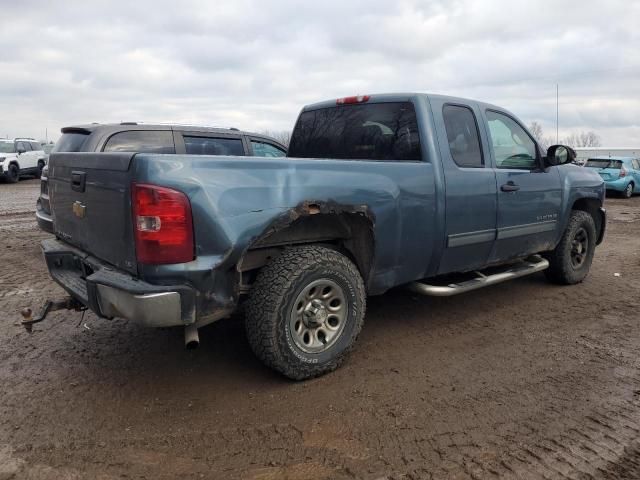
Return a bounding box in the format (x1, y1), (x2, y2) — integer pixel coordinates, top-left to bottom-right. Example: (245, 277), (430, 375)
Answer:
(36, 199), (54, 234)
(42, 238), (197, 327)
(604, 177), (630, 192)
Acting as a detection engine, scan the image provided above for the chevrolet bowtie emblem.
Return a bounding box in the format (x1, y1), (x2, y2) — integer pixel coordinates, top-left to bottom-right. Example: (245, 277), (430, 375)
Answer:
(72, 201), (86, 218)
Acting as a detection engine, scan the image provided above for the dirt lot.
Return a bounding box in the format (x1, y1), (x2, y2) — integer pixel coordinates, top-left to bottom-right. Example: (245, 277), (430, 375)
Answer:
(1, 179), (639, 480)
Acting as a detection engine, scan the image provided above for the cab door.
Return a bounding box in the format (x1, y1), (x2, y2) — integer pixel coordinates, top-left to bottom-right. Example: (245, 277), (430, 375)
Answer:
(482, 109), (562, 263)
(429, 98), (497, 274)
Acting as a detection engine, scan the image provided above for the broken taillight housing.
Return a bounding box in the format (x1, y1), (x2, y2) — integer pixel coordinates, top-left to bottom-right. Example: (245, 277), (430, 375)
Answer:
(132, 183), (194, 264)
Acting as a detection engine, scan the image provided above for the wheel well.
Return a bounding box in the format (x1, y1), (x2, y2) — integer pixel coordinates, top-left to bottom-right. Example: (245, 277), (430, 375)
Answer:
(238, 211), (375, 288)
(572, 198), (603, 239)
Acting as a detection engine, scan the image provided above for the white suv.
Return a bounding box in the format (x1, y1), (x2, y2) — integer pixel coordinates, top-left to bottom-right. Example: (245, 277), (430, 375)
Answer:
(0, 138), (46, 183)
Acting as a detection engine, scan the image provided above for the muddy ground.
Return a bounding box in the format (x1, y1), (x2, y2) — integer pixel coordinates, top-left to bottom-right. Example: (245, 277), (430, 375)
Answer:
(0, 179), (639, 479)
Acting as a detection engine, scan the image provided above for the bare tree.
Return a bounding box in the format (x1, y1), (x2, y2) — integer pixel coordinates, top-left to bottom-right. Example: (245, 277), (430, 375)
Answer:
(260, 130), (291, 147)
(527, 122), (555, 150)
(563, 131), (601, 148)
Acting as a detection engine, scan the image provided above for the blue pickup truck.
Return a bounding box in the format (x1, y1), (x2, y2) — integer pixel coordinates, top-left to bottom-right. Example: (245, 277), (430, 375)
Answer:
(31, 93), (605, 380)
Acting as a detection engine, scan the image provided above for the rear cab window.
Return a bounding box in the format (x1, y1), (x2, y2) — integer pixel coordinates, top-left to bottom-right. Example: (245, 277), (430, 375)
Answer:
(52, 132), (90, 152)
(103, 131), (175, 153)
(288, 102), (421, 160)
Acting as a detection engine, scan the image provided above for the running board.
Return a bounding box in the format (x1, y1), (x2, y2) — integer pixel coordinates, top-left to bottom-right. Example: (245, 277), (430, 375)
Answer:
(408, 256), (549, 297)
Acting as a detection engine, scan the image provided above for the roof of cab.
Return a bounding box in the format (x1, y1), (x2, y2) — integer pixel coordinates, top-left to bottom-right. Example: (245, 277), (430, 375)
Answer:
(59, 123), (283, 146)
(301, 92), (511, 116)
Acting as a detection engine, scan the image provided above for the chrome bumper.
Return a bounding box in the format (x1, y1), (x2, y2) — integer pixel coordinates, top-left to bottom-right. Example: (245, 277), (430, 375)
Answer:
(42, 238), (196, 328)
(96, 286), (183, 328)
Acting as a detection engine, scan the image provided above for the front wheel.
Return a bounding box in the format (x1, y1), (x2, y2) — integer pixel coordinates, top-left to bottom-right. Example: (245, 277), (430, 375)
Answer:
(543, 210), (596, 285)
(35, 161), (45, 179)
(623, 182), (634, 198)
(245, 246), (366, 380)
(5, 164), (19, 183)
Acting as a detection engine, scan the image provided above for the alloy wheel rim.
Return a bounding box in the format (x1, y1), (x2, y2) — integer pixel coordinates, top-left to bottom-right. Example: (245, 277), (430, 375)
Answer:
(570, 227), (589, 268)
(288, 278), (347, 354)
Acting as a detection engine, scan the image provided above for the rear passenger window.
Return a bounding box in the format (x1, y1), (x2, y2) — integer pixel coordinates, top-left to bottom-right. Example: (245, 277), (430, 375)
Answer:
(30, 142), (41, 150)
(251, 141), (286, 157)
(442, 105), (483, 167)
(183, 136), (244, 156)
(103, 131), (175, 153)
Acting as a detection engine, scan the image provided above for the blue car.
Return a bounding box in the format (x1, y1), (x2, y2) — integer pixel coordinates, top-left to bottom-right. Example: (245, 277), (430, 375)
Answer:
(585, 156), (640, 198)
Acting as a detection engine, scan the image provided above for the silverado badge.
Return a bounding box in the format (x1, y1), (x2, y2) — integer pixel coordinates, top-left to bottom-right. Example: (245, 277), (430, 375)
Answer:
(72, 201), (86, 219)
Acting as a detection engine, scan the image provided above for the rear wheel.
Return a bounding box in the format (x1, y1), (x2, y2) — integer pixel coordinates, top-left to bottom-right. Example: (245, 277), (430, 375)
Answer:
(5, 164), (19, 183)
(245, 245), (366, 380)
(544, 210), (596, 285)
(623, 182), (634, 198)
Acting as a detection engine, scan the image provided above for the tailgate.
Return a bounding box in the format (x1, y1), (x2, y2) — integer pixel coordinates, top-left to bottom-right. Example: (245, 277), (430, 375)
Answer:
(48, 152), (138, 274)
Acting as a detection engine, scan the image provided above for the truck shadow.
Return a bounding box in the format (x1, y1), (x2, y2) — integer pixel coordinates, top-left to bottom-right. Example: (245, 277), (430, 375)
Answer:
(39, 272), (559, 391)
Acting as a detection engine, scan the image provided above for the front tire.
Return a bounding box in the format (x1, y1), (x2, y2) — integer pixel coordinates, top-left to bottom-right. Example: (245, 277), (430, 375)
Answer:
(245, 246), (366, 380)
(35, 161), (45, 179)
(5, 164), (19, 183)
(544, 210), (596, 285)
(623, 182), (634, 198)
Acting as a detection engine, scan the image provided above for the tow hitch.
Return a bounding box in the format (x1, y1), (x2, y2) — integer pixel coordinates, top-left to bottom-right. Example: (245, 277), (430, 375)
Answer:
(20, 297), (85, 333)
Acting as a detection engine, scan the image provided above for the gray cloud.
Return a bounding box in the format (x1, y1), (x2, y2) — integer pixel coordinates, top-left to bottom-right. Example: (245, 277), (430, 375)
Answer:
(0, 0), (638, 145)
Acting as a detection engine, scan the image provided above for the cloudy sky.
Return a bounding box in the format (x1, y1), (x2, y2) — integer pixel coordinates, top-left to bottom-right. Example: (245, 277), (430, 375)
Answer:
(1, 0), (638, 145)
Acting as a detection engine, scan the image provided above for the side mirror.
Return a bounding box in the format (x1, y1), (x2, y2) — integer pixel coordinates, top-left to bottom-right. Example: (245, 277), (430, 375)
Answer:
(545, 145), (576, 167)
(16, 146), (25, 155)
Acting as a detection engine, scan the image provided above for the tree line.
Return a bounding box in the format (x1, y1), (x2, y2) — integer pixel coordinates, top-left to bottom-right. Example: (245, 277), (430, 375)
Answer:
(527, 122), (601, 150)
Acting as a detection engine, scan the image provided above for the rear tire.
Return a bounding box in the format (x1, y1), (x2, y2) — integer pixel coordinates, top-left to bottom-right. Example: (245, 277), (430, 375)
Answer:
(544, 210), (596, 285)
(623, 182), (634, 198)
(245, 246), (366, 380)
(5, 164), (19, 183)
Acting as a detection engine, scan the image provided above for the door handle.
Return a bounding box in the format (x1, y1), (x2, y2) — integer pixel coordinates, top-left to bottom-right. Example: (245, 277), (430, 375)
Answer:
(71, 171), (86, 193)
(501, 182), (520, 192)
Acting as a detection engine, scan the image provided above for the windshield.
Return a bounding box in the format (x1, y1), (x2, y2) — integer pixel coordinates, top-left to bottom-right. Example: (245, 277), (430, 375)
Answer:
(288, 102), (421, 160)
(0, 142), (15, 153)
(585, 159), (622, 169)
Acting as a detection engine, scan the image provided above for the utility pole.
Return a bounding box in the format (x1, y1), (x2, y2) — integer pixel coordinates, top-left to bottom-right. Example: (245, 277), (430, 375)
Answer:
(45, 128), (48, 143)
(556, 83), (560, 144)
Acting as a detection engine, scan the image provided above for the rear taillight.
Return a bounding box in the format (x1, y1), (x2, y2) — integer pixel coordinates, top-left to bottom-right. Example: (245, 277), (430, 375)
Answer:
(619, 167), (627, 178)
(132, 183), (194, 264)
(336, 95), (370, 105)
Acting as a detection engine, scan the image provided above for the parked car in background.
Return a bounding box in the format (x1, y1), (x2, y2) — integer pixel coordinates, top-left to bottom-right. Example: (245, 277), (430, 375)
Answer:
(35, 93), (605, 380)
(36, 123), (287, 233)
(585, 157), (640, 198)
(0, 138), (46, 183)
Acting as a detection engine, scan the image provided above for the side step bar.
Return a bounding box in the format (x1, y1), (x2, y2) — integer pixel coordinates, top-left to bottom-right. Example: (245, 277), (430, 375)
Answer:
(408, 256), (549, 297)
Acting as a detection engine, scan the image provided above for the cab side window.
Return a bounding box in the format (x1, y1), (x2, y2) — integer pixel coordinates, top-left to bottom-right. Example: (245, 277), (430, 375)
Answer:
(103, 131), (175, 154)
(183, 136), (245, 156)
(251, 141), (286, 157)
(486, 111), (537, 170)
(16, 141), (30, 152)
(442, 105), (483, 168)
